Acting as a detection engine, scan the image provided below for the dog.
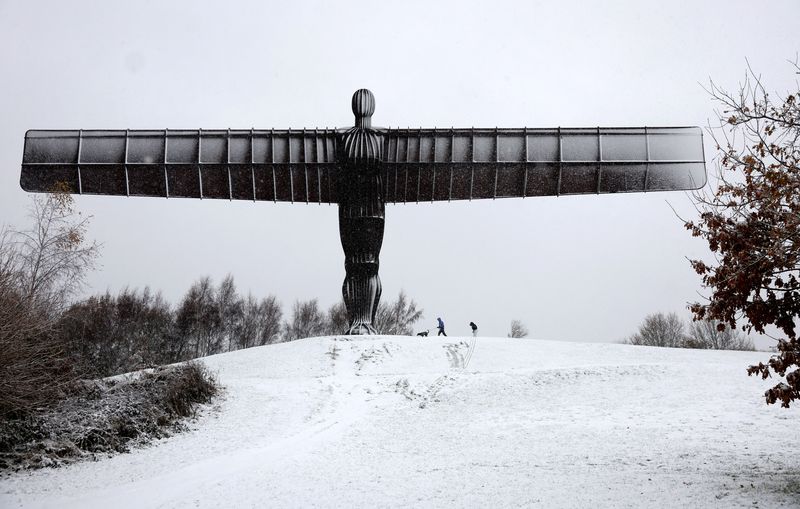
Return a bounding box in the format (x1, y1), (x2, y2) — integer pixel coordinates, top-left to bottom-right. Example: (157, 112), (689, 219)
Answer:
(416, 330), (429, 337)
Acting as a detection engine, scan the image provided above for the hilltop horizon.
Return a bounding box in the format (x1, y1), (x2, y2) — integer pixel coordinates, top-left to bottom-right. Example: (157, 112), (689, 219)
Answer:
(2, 335), (797, 508)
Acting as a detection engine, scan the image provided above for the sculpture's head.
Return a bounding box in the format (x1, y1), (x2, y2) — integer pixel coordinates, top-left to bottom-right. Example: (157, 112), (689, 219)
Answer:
(352, 89), (375, 128)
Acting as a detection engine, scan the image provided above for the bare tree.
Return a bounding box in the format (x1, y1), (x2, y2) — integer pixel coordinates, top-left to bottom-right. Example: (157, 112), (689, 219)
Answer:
(236, 293), (283, 348)
(139, 290), (176, 363)
(59, 287), (174, 376)
(216, 274), (243, 352)
(0, 228), (20, 291)
(686, 319), (755, 351)
(176, 277), (222, 357)
(235, 294), (261, 350)
(508, 319), (529, 338)
(283, 299), (327, 341)
(255, 295), (283, 345)
(373, 290), (424, 335)
(13, 187), (99, 314)
(323, 300), (349, 335)
(628, 312), (685, 347)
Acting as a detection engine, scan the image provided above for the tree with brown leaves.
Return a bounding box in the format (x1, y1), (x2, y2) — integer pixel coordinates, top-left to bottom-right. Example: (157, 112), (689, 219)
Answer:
(685, 60), (799, 407)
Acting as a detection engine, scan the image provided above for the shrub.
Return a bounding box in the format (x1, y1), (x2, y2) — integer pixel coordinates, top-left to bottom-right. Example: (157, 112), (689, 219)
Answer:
(0, 285), (77, 419)
(0, 361), (219, 472)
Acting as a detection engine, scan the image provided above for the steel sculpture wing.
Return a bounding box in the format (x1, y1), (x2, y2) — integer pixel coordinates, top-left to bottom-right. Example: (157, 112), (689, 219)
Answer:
(21, 129), (341, 203)
(378, 127), (706, 203)
(21, 127), (705, 202)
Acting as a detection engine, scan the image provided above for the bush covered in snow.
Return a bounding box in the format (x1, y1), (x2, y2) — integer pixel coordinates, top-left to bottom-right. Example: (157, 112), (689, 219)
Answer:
(0, 361), (219, 472)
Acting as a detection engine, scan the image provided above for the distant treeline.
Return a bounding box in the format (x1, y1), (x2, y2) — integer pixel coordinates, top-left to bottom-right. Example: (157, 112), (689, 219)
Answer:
(61, 276), (423, 377)
(625, 312), (754, 351)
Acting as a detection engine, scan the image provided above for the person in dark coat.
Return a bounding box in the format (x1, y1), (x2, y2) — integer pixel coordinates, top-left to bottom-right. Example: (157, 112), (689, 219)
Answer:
(469, 321), (478, 337)
(436, 317), (447, 336)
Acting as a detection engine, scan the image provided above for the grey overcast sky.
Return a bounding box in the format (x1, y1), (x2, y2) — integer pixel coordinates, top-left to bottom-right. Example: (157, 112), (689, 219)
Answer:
(1, 0), (798, 345)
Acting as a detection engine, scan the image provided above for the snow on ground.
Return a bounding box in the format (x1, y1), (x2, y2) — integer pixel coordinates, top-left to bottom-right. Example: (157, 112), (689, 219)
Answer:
(1, 336), (799, 508)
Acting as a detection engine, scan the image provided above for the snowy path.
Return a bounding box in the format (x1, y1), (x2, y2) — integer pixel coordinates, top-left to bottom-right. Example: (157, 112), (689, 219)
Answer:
(1, 336), (799, 508)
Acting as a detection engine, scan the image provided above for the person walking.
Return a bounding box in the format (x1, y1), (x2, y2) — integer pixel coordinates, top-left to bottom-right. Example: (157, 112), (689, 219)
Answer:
(436, 317), (447, 336)
(469, 321), (478, 337)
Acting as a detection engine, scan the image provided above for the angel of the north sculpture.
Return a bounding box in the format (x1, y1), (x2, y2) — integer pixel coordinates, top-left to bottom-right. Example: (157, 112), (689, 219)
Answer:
(20, 89), (706, 334)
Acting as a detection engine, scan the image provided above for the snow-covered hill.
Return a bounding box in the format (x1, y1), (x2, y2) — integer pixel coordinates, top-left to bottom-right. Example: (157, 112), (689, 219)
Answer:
(1, 336), (798, 508)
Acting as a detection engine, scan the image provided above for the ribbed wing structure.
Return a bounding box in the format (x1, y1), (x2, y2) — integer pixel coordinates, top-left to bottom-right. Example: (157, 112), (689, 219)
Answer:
(21, 126), (706, 204)
(21, 129), (340, 203)
(379, 127), (706, 202)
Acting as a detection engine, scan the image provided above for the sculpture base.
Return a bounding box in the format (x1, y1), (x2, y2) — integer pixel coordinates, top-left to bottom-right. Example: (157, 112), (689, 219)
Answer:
(345, 322), (378, 335)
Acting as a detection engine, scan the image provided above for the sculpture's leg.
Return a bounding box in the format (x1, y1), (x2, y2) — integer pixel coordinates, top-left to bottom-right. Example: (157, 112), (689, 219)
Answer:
(339, 173), (384, 334)
(371, 261), (382, 325)
(339, 212), (384, 335)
